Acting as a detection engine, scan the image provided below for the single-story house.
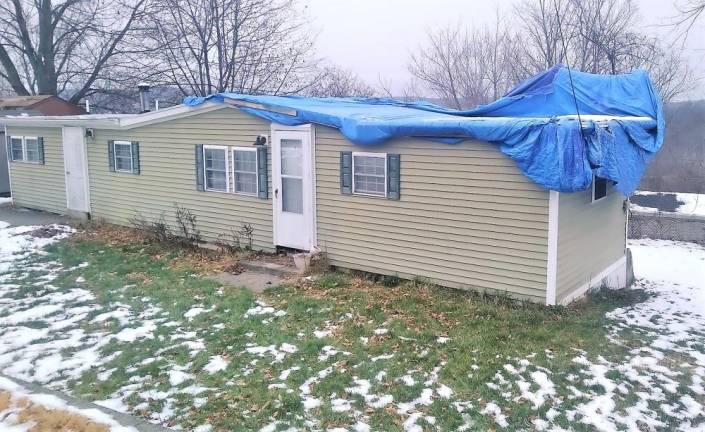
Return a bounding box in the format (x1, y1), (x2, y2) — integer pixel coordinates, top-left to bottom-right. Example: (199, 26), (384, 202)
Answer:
(1, 68), (662, 305)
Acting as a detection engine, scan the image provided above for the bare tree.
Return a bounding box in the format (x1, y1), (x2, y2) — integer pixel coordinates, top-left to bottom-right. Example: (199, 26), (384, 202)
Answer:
(410, 0), (694, 107)
(0, 0), (150, 103)
(147, 0), (318, 96)
(516, 0), (694, 101)
(308, 65), (375, 97)
(408, 17), (517, 109)
(670, 0), (705, 41)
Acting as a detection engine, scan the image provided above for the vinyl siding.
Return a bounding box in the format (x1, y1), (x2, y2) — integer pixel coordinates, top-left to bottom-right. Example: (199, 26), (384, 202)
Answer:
(87, 107), (275, 250)
(314, 125), (550, 302)
(555, 185), (626, 303)
(6, 126), (67, 213)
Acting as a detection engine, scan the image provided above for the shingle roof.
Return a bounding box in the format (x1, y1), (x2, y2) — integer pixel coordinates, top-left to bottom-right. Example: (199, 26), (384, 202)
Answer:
(0, 95), (54, 109)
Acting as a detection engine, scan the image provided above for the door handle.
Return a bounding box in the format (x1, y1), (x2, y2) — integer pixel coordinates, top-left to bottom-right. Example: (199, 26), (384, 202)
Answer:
(274, 188), (279, 198)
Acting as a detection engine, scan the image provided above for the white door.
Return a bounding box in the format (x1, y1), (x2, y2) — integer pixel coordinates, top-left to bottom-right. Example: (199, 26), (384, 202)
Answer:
(62, 127), (90, 212)
(272, 128), (314, 250)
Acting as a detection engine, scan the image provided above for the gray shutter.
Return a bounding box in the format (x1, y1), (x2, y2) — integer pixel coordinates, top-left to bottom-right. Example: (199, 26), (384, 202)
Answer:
(131, 141), (140, 174)
(340, 151), (352, 194)
(387, 153), (400, 200)
(5, 135), (12, 162)
(37, 137), (45, 165)
(195, 144), (204, 191)
(257, 146), (268, 199)
(108, 140), (115, 172)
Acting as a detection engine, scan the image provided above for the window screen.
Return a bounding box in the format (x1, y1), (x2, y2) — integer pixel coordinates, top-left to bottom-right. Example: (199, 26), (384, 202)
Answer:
(353, 153), (386, 196)
(204, 147), (228, 191)
(113, 141), (133, 172)
(233, 149), (258, 195)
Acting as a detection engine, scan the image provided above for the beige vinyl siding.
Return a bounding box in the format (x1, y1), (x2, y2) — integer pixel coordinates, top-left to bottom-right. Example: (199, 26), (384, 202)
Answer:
(555, 185), (626, 303)
(6, 126), (67, 214)
(87, 107), (275, 250)
(315, 125), (550, 301)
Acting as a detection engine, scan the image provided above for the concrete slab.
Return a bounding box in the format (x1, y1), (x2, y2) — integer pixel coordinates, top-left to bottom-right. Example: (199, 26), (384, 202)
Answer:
(0, 373), (172, 431)
(213, 270), (285, 293)
(0, 204), (73, 227)
(239, 260), (297, 277)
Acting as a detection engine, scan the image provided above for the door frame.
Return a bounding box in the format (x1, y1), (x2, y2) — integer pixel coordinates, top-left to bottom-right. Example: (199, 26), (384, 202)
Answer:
(270, 123), (317, 250)
(61, 126), (91, 214)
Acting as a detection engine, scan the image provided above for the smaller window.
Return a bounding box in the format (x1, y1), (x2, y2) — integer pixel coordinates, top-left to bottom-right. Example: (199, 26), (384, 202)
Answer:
(10, 137), (24, 161)
(233, 148), (258, 195)
(353, 152), (387, 196)
(113, 141), (133, 172)
(204, 146), (229, 192)
(24, 137), (40, 163)
(592, 176), (608, 202)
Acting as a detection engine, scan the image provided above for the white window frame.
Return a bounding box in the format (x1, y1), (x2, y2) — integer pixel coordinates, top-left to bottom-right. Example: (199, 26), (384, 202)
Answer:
(112, 140), (134, 173)
(203, 145), (230, 193)
(232, 147), (258, 196)
(352, 152), (387, 197)
(10, 136), (40, 164)
(591, 175), (608, 203)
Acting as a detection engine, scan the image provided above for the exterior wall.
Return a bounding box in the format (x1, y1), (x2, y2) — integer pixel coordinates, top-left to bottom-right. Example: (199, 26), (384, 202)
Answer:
(314, 125), (550, 302)
(87, 107), (275, 250)
(5, 126), (67, 213)
(555, 185), (627, 304)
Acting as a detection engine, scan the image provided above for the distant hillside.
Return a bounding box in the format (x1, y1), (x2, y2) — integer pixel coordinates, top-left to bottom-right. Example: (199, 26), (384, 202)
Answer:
(639, 100), (705, 193)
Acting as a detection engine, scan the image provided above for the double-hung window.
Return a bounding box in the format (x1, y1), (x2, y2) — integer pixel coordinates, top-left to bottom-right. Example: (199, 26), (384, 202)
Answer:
(204, 145), (229, 192)
(352, 152), (387, 196)
(9, 136), (41, 163)
(113, 141), (134, 172)
(10, 137), (24, 161)
(233, 148), (258, 195)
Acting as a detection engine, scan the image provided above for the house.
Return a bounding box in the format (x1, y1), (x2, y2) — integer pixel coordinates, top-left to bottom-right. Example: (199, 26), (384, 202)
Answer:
(1, 67), (662, 305)
(1, 95), (85, 196)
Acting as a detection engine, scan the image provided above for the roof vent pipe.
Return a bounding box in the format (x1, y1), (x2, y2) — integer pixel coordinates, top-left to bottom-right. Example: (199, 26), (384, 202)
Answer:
(138, 83), (151, 113)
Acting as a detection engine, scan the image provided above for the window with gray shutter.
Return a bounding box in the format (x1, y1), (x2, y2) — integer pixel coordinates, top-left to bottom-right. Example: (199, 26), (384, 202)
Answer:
(37, 137), (45, 165)
(340, 151), (352, 194)
(195, 144), (205, 191)
(387, 153), (400, 200)
(256, 146), (268, 199)
(108, 140), (115, 171)
(131, 141), (140, 174)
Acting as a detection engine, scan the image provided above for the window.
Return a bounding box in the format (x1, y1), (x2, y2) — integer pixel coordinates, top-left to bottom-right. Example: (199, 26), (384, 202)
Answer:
(24, 137), (40, 163)
(592, 176), (608, 202)
(204, 146), (228, 192)
(10, 137), (23, 161)
(233, 148), (258, 195)
(113, 141), (133, 172)
(352, 152), (387, 196)
(9, 136), (41, 163)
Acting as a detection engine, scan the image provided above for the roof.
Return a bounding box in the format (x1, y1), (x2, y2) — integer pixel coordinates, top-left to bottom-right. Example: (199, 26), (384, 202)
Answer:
(0, 95), (54, 109)
(1, 66), (664, 195)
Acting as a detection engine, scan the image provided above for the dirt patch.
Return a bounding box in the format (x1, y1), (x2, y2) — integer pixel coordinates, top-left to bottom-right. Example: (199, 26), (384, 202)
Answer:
(631, 193), (685, 212)
(27, 226), (67, 238)
(0, 390), (110, 432)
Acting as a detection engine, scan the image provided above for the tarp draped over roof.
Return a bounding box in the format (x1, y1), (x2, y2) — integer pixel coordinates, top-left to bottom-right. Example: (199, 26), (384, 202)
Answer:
(183, 65), (664, 196)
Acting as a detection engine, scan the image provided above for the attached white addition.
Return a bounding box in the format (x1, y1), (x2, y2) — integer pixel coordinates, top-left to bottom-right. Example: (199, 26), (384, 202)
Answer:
(352, 152), (387, 197)
(62, 127), (90, 213)
(271, 125), (315, 250)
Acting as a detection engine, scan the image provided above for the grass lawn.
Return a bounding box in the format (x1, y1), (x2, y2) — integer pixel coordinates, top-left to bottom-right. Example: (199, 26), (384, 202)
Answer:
(0, 225), (703, 431)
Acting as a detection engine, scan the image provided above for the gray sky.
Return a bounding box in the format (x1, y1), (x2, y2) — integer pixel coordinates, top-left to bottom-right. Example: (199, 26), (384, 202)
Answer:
(303, 0), (705, 100)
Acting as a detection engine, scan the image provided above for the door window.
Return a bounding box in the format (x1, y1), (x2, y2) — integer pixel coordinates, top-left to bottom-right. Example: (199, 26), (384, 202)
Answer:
(280, 139), (303, 214)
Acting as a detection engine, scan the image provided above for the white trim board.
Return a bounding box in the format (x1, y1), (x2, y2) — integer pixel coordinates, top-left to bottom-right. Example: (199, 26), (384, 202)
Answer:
(545, 190), (559, 305)
(559, 255), (628, 305)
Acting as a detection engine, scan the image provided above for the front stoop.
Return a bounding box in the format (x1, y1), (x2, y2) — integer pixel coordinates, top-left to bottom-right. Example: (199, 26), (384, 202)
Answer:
(212, 260), (298, 293)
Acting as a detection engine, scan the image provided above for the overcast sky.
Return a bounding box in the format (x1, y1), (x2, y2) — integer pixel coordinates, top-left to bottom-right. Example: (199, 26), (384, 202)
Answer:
(303, 0), (705, 100)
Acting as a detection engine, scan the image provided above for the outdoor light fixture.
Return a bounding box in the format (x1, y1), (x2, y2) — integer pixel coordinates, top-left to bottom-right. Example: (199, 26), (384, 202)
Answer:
(254, 135), (267, 146)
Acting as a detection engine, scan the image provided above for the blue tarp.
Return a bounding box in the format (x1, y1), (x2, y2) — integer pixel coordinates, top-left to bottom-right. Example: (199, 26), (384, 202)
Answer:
(183, 65), (664, 196)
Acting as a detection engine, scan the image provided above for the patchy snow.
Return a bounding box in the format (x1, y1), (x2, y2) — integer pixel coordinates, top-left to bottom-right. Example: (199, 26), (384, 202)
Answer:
(203, 355), (228, 374)
(0, 376), (137, 432)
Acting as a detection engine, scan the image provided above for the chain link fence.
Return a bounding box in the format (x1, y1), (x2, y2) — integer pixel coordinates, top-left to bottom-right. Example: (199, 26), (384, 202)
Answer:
(629, 210), (705, 244)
